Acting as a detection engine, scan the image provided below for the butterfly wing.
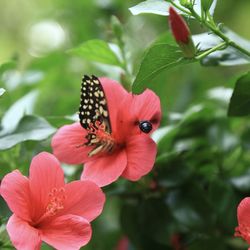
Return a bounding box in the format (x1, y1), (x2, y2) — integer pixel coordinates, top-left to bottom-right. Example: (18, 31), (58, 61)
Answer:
(79, 75), (111, 134)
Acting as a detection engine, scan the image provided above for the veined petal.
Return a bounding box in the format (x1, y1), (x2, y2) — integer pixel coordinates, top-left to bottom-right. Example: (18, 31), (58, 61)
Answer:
(0, 170), (31, 222)
(81, 149), (127, 187)
(41, 214), (92, 250)
(29, 152), (65, 222)
(122, 135), (157, 181)
(63, 180), (105, 222)
(7, 214), (41, 250)
(52, 122), (90, 164)
(118, 89), (161, 137)
(100, 77), (128, 133)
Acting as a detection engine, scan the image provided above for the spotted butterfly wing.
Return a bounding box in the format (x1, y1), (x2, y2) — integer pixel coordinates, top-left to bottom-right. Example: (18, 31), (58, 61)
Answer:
(79, 75), (111, 134)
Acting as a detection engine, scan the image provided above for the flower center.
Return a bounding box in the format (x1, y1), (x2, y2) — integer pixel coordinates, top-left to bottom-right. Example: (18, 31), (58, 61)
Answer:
(45, 187), (66, 216)
(85, 120), (115, 157)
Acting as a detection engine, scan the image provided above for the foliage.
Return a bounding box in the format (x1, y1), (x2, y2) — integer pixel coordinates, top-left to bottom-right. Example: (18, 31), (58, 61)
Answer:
(1, 0), (250, 249)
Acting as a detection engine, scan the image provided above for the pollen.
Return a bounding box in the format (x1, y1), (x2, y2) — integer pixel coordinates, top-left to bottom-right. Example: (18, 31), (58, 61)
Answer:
(46, 187), (66, 216)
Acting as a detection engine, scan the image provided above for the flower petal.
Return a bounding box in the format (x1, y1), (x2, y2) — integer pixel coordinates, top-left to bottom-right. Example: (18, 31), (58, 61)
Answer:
(122, 135), (157, 181)
(7, 214), (41, 250)
(235, 197), (250, 244)
(237, 197), (250, 225)
(52, 122), (91, 164)
(63, 180), (105, 222)
(29, 152), (65, 222)
(118, 89), (162, 137)
(41, 214), (92, 250)
(100, 77), (128, 133)
(0, 170), (31, 222)
(81, 149), (127, 187)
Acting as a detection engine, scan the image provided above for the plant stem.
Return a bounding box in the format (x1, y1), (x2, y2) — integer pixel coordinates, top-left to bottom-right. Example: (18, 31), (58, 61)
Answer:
(228, 40), (250, 57)
(195, 42), (227, 60)
(188, 7), (250, 57)
(117, 40), (132, 91)
(169, 1), (191, 15)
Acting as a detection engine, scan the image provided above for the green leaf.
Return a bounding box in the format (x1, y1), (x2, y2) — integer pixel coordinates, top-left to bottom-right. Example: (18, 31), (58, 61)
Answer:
(0, 61), (16, 76)
(111, 16), (123, 41)
(129, 0), (217, 16)
(0, 88), (5, 97)
(0, 90), (38, 136)
(194, 0), (217, 15)
(193, 28), (250, 66)
(132, 44), (194, 93)
(166, 184), (215, 231)
(230, 169), (250, 192)
(189, 237), (227, 250)
(68, 39), (121, 66)
(0, 115), (56, 150)
(129, 0), (171, 16)
(157, 156), (193, 188)
(209, 181), (234, 215)
(138, 199), (170, 245)
(120, 200), (170, 250)
(157, 104), (221, 155)
(228, 72), (250, 116)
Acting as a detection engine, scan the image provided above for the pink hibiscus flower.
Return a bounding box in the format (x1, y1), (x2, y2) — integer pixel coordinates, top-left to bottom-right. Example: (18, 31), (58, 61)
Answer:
(52, 76), (161, 187)
(0, 152), (105, 250)
(235, 197), (250, 248)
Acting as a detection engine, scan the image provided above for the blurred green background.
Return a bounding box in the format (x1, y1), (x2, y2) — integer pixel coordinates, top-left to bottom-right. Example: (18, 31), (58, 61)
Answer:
(1, 0), (250, 249)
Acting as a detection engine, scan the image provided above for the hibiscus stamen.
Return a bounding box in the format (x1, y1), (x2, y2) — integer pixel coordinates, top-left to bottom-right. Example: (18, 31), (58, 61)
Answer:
(46, 187), (66, 216)
(84, 120), (115, 157)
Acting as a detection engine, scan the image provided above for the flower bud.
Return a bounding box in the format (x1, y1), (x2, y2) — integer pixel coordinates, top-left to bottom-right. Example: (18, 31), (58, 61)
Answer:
(169, 6), (196, 58)
(179, 0), (193, 8)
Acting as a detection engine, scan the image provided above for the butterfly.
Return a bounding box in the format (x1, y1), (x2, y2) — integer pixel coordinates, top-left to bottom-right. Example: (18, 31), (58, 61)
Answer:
(78, 75), (153, 156)
(79, 75), (113, 156)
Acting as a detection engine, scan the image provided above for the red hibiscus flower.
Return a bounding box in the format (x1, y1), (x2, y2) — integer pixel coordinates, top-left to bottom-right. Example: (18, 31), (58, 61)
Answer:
(52, 77), (161, 187)
(0, 152), (105, 250)
(235, 197), (250, 247)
